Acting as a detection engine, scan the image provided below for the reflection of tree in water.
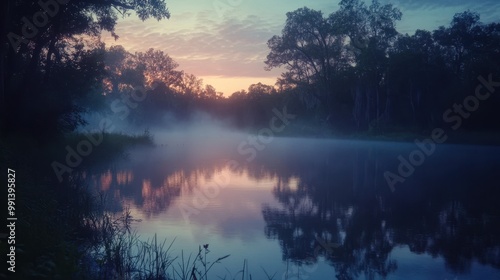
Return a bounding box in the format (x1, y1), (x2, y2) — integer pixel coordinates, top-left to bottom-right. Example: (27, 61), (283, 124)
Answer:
(86, 156), (230, 218)
(83, 140), (500, 278)
(261, 144), (500, 279)
(262, 147), (396, 279)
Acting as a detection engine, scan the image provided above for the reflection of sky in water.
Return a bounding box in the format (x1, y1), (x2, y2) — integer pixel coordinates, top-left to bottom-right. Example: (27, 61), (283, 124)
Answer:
(121, 166), (290, 278)
(88, 138), (500, 279)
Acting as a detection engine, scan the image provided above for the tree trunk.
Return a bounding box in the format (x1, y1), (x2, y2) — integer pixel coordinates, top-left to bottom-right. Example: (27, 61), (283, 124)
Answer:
(384, 87), (393, 123)
(353, 83), (366, 130)
(409, 80), (417, 125)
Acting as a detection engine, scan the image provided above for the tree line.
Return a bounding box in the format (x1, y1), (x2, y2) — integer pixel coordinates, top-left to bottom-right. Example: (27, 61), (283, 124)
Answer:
(2, 0), (499, 139)
(265, 0), (500, 134)
(97, 0), (500, 135)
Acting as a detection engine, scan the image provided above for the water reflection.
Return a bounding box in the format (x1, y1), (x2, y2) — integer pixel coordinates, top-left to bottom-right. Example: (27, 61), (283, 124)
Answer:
(87, 138), (500, 279)
(262, 141), (500, 279)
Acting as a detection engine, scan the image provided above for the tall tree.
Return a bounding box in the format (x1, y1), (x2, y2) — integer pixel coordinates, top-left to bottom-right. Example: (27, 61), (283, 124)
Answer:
(104, 45), (145, 95)
(336, 0), (402, 130)
(432, 11), (500, 130)
(3, 0), (170, 135)
(136, 48), (182, 89)
(265, 7), (348, 117)
(433, 11), (482, 80)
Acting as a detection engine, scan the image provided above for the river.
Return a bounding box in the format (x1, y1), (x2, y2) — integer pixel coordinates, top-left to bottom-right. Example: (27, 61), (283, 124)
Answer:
(88, 131), (500, 279)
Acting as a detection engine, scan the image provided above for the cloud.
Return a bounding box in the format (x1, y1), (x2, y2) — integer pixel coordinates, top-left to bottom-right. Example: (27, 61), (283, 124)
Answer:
(101, 0), (500, 94)
(386, 0), (498, 10)
(386, 0), (500, 34)
(103, 10), (282, 79)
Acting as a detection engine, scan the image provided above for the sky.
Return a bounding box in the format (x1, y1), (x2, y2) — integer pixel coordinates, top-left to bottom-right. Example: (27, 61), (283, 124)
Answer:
(101, 0), (500, 96)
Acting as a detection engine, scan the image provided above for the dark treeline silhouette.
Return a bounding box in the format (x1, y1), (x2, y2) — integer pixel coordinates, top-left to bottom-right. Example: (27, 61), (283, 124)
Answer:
(79, 1), (500, 135)
(91, 45), (286, 129)
(1, 0), (170, 138)
(264, 1), (500, 133)
(3, 0), (500, 139)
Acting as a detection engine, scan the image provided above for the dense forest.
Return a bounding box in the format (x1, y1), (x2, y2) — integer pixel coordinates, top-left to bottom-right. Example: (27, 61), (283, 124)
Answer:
(2, 0), (500, 139)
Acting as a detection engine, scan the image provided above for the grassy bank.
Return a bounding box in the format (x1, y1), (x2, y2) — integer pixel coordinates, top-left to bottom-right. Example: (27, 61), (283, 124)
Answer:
(267, 121), (500, 146)
(63, 130), (155, 165)
(345, 128), (500, 146)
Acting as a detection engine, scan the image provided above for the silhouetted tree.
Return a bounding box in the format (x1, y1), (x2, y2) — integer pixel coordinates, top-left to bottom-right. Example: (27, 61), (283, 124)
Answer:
(2, 0), (170, 137)
(136, 48), (182, 89)
(265, 7), (349, 119)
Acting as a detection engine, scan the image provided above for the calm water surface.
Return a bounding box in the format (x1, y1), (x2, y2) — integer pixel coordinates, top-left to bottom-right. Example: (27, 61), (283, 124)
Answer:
(89, 133), (500, 279)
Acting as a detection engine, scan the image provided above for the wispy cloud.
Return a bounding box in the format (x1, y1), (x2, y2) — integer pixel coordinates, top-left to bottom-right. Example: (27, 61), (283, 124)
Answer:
(104, 11), (281, 78)
(102, 0), (499, 94)
(387, 0), (500, 34)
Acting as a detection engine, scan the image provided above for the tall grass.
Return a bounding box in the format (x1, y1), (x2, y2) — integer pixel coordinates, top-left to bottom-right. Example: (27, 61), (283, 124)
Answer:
(77, 194), (279, 280)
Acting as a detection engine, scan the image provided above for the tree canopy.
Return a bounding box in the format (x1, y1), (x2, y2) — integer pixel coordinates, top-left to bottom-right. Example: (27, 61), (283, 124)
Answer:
(265, 2), (499, 133)
(2, 0), (499, 138)
(1, 0), (170, 135)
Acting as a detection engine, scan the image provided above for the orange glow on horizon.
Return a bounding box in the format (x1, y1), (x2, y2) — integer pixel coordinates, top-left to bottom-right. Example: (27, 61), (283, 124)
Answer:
(199, 76), (278, 97)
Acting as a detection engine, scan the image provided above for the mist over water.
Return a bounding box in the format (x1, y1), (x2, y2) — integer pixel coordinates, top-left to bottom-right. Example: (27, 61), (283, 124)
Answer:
(4, 0), (500, 278)
(84, 124), (500, 279)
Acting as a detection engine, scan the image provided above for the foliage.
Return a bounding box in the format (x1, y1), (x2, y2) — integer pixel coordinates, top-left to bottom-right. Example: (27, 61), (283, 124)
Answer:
(263, 2), (499, 134)
(1, 0), (170, 136)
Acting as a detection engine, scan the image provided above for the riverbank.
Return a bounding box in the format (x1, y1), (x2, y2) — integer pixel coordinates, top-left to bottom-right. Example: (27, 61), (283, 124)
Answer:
(269, 122), (500, 146)
(0, 131), (154, 279)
